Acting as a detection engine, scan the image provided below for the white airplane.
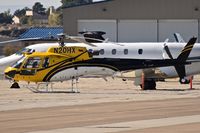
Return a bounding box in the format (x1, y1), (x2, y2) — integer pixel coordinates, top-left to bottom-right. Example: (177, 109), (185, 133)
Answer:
(1, 33), (200, 90)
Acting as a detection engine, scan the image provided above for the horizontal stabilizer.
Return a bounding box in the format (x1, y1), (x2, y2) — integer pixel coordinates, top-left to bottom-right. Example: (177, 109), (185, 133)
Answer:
(174, 33), (185, 43)
(174, 37), (196, 80)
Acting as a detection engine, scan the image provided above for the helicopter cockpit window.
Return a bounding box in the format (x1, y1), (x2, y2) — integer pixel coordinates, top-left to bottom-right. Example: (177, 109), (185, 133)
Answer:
(43, 57), (49, 68)
(23, 57), (41, 69)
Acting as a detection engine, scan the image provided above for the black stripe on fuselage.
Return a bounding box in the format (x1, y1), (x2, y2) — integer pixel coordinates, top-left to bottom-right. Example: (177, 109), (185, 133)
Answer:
(43, 58), (188, 82)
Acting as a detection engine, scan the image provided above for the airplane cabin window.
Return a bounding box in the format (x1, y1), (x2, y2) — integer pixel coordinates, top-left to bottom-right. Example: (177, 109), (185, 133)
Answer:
(112, 49), (117, 55)
(124, 49), (128, 55)
(100, 49), (104, 55)
(138, 49), (143, 55)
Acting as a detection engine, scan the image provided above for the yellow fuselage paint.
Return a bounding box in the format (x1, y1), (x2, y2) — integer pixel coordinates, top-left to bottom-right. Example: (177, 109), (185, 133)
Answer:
(5, 46), (91, 83)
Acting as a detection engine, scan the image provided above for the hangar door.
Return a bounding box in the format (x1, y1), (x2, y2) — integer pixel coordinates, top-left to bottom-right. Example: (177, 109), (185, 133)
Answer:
(159, 20), (198, 42)
(78, 20), (117, 42)
(118, 20), (157, 42)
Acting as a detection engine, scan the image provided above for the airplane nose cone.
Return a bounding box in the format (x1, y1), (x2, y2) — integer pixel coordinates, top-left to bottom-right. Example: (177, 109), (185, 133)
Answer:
(4, 67), (17, 79)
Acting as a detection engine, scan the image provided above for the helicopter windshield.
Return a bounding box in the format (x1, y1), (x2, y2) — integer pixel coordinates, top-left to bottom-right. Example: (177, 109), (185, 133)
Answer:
(12, 56), (26, 68)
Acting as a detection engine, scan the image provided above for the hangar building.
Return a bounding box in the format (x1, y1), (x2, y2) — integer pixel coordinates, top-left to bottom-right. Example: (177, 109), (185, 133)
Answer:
(63, 0), (200, 42)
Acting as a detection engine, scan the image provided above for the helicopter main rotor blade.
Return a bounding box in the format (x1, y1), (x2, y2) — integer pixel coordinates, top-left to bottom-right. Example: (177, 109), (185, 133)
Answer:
(0, 37), (42, 46)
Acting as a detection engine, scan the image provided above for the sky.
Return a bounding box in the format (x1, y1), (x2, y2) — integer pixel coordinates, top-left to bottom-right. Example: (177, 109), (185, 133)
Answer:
(0, 0), (102, 14)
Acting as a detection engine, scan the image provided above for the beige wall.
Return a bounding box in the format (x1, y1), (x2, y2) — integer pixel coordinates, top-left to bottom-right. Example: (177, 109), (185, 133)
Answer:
(63, 0), (200, 35)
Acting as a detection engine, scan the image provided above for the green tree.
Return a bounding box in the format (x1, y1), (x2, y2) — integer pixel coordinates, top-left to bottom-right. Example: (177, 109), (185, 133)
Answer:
(14, 7), (30, 17)
(0, 10), (13, 24)
(27, 17), (34, 25)
(13, 7), (30, 24)
(48, 12), (62, 26)
(20, 16), (29, 24)
(32, 2), (46, 15)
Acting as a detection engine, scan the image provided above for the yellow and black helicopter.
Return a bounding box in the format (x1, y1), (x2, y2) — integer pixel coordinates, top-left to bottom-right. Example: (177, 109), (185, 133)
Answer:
(4, 33), (198, 91)
(5, 46), (91, 81)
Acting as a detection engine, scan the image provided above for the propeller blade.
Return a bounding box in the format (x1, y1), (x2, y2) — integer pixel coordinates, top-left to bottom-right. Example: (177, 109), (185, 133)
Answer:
(164, 44), (174, 59)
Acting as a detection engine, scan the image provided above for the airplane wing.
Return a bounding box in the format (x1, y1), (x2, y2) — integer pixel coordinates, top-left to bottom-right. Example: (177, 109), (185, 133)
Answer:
(187, 56), (200, 62)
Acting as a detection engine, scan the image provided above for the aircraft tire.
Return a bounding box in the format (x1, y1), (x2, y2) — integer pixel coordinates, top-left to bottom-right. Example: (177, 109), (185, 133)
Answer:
(179, 78), (190, 84)
(140, 80), (156, 90)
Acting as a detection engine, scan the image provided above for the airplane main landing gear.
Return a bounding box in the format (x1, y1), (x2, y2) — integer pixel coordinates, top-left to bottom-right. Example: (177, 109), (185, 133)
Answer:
(140, 80), (156, 90)
(10, 82), (20, 89)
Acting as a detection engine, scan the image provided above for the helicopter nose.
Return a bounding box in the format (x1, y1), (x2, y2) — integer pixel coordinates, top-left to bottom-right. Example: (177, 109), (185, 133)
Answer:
(4, 67), (17, 79)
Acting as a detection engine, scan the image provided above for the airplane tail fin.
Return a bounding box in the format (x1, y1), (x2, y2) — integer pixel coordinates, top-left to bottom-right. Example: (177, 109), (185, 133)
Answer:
(176, 37), (197, 62)
(174, 37), (197, 83)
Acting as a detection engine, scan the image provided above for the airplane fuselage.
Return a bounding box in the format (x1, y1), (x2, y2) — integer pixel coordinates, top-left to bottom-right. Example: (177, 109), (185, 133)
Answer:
(3, 41), (200, 83)
(49, 42), (200, 82)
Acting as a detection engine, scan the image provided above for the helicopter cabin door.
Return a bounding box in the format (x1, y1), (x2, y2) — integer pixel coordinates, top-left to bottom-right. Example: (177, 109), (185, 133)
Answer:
(20, 57), (42, 76)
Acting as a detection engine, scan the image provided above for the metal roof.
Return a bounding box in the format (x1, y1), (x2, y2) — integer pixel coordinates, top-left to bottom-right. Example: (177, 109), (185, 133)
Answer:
(19, 27), (63, 39)
(62, 0), (113, 9)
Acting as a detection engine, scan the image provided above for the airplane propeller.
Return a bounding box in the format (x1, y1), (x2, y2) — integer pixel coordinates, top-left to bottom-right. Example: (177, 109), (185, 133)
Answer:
(163, 39), (174, 59)
(164, 43), (174, 59)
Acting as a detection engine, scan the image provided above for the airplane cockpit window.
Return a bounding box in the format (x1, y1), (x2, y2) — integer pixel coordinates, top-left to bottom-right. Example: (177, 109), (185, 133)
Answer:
(99, 49), (104, 55)
(23, 57), (41, 69)
(12, 57), (26, 68)
(138, 49), (143, 55)
(124, 49), (128, 55)
(112, 49), (117, 55)
(43, 57), (49, 68)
